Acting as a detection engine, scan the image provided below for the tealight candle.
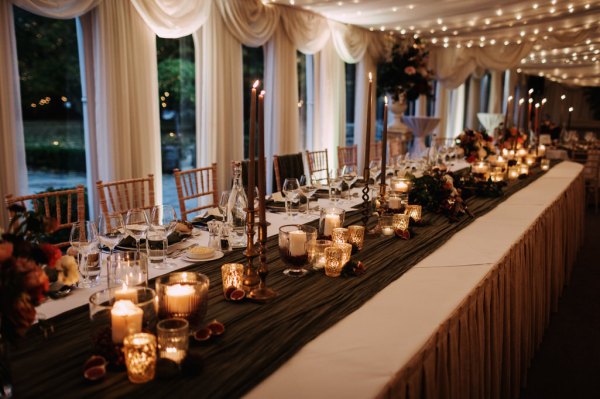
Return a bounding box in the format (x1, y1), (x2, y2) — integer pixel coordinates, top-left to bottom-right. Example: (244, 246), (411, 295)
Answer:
(541, 158), (550, 171)
(404, 205), (422, 223)
(525, 155), (535, 166)
(517, 148), (528, 158)
(288, 229), (307, 256)
(308, 240), (332, 270)
(111, 299), (143, 343)
(331, 227), (349, 244)
(115, 283), (138, 303)
(390, 177), (410, 193)
(519, 164), (529, 175)
(490, 171), (504, 182)
(157, 318), (189, 364)
(507, 149), (516, 160)
(379, 215), (394, 236)
(347, 225), (365, 250)
(538, 144), (546, 157)
(123, 333), (157, 383)
(508, 166), (519, 180)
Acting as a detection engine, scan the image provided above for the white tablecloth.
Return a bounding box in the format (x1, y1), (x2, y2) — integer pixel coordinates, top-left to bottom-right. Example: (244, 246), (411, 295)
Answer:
(402, 116), (440, 156)
(247, 161), (584, 399)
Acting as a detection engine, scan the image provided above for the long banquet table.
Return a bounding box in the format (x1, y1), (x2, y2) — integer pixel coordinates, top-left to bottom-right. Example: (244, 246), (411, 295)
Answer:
(9, 161), (584, 399)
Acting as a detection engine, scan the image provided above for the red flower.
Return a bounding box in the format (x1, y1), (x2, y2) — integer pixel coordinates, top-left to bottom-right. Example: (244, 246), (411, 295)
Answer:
(14, 257), (49, 304)
(0, 242), (13, 262)
(466, 154), (477, 163)
(40, 243), (61, 268)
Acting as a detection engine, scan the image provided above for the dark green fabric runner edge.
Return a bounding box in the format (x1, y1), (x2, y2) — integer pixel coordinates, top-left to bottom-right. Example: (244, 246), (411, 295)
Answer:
(9, 162), (560, 398)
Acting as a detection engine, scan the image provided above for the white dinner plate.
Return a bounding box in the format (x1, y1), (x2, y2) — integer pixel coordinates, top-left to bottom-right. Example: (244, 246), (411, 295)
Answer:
(180, 251), (224, 262)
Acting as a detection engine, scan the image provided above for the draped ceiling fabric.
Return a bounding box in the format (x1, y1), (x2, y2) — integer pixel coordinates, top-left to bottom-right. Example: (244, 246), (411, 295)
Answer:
(0, 1), (27, 228)
(91, 0), (162, 201)
(12, 0), (102, 18)
(130, 0), (211, 39)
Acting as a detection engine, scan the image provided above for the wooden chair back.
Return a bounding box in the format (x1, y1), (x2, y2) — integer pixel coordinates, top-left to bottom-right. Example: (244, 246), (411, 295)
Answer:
(337, 145), (358, 169)
(174, 164), (218, 221)
(273, 153), (305, 192)
(5, 185), (86, 248)
(370, 141), (383, 162)
(306, 149), (330, 185)
(96, 175), (155, 216)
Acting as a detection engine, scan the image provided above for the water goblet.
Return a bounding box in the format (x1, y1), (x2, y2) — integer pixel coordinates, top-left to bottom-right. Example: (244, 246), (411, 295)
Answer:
(218, 191), (230, 222)
(70, 221), (99, 288)
(149, 205), (178, 269)
(282, 178), (300, 219)
(125, 208), (149, 259)
(299, 175), (318, 216)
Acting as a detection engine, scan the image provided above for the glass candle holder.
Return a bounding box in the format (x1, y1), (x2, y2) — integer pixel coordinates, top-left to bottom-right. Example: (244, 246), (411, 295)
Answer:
(156, 272), (209, 332)
(308, 239), (332, 270)
(525, 155), (536, 166)
(390, 177), (411, 193)
(157, 318), (189, 364)
(508, 165), (519, 180)
(490, 171), (504, 182)
(492, 156), (508, 173)
(334, 242), (352, 266)
(89, 286), (157, 359)
(519, 164), (529, 175)
(538, 144), (546, 157)
(319, 207), (345, 239)
(123, 333), (157, 384)
(379, 215), (394, 236)
(107, 251), (148, 288)
(221, 263), (244, 299)
(386, 192), (406, 212)
(279, 224), (317, 277)
(331, 227), (349, 244)
(516, 148), (528, 158)
(347, 225), (365, 250)
(541, 158), (550, 171)
(472, 161), (491, 180)
(404, 205), (422, 223)
(324, 246), (343, 277)
(393, 213), (410, 232)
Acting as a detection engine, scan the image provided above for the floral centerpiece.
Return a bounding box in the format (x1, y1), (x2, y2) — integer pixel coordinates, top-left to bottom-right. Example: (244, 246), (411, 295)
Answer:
(378, 37), (434, 102)
(498, 127), (528, 150)
(456, 129), (496, 163)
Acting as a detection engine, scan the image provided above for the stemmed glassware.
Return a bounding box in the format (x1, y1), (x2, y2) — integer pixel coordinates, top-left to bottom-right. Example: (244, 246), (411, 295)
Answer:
(328, 169), (344, 203)
(125, 208), (149, 259)
(149, 205), (178, 269)
(70, 221), (99, 288)
(279, 224), (317, 277)
(299, 175), (318, 216)
(98, 213), (124, 287)
(369, 160), (381, 187)
(282, 178), (300, 219)
(218, 191), (230, 222)
(341, 165), (358, 201)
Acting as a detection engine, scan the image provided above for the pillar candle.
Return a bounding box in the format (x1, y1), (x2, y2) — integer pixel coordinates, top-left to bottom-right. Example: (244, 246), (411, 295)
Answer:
(115, 284), (138, 303)
(323, 214), (341, 237)
(111, 299), (143, 343)
(165, 284), (197, 316)
(289, 230), (307, 257)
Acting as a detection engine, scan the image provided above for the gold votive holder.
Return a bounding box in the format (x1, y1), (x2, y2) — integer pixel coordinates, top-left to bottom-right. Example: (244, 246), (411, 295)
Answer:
(348, 225), (365, 250)
(308, 239), (332, 270)
(324, 246), (343, 277)
(519, 164), (529, 175)
(508, 166), (519, 180)
(379, 215), (395, 236)
(404, 205), (422, 223)
(221, 263), (244, 299)
(334, 242), (352, 266)
(393, 214), (410, 232)
(319, 207), (345, 239)
(123, 333), (157, 384)
(156, 272), (209, 332)
(541, 158), (550, 171)
(157, 318), (189, 364)
(331, 227), (349, 244)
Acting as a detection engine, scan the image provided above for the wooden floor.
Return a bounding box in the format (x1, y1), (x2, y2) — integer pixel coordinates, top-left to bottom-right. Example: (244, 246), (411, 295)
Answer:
(520, 210), (600, 399)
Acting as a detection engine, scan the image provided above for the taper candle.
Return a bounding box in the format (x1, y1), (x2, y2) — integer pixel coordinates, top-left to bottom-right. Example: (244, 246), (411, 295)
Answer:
(364, 72), (373, 181)
(258, 90), (266, 237)
(248, 80), (259, 212)
(381, 96), (388, 187)
(503, 95), (513, 128)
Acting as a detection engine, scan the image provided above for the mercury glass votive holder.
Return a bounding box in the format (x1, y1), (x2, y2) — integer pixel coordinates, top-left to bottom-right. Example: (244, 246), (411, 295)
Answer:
(334, 242), (352, 266)
(123, 333), (157, 383)
(347, 225), (365, 250)
(331, 227), (349, 244)
(541, 158), (550, 171)
(508, 166), (520, 180)
(157, 318), (189, 364)
(319, 207), (345, 239)
(308, 239), (332, 270)
(404, 205), (422, 223)
(324, 246), (343, 277)
(393, 213), (410, 232)
(221, 263), (244, 298)
(379, 215), (395, 236)
(156, 272), (209, 332)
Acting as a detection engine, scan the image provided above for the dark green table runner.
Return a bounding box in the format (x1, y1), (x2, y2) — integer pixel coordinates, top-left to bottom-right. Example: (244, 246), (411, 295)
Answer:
(9, 165), (555, 398)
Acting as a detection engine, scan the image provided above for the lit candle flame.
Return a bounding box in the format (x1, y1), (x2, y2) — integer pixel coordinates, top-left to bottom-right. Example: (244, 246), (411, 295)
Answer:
(384, 96), (388, 105)
(368, 72), (372, 82)
(535, 103), (540, 108)
(560, 94), (566, 100)
(528, 98), (533, 104)
(541, 98), (547, 104)
(519, 98), (525, 105)
(508, 95), (513, 101)
(528, 88), (534, 94)
(260, 90), (266, 96)
(569, 107), (574, 112)
(253, 80), (260, 89)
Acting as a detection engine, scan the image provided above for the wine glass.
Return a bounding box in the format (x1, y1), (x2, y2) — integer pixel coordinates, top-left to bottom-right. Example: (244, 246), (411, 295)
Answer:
(125, 208), (149, 259)
(218, 191), (230, 222)
(70, 221), (99, 288)
(328, 169), (343, 203)
(369, 160), (381, 185)
(98, 212), (124, 287)
(341, 165), (358, 200)
(149, 205), (178, 269)
(282, 178), (300, 219)
(279, 224), (317, 277)
(299, 175), (317, 216)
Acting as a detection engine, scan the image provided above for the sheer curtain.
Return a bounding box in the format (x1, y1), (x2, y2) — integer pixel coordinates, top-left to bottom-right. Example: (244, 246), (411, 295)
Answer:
(0, 2), (27, 227)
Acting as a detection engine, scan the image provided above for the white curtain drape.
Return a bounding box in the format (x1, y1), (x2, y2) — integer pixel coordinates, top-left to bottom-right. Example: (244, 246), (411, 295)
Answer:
(194, 5), (243, 194)
(131, 0), (211, 38)
(447, 83), (466, 138)
(91, 0), (162, 204)
(466, 74), (482, 129)
(0, 2), (28, 227)
(217, 0), (279, 47)
(488, 70), (502, 114)
(434, 84), (449, 138)
(12, 0), (102, 18)
(328, 20), (368, 64)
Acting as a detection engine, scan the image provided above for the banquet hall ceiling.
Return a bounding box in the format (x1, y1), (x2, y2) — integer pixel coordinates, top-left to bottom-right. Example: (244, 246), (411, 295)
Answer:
(283, 0), (600, 86)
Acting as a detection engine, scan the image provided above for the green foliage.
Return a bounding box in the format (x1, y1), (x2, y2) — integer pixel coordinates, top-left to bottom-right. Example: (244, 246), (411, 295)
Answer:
(25, 146), (85, 172)
(157, 58), (196, 109)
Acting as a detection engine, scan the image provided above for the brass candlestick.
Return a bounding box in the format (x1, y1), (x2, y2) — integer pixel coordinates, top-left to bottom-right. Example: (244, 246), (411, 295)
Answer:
(367, 183), (387, 236)
(247, 217), (277, 302)
(242, 208), (260, 292)
(361, 167), (371, 227)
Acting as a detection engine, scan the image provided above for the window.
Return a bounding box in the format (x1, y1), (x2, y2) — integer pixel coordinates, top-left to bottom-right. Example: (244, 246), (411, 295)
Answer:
(156, 36), (196, 213)
(14, 7), (86, 195)
(242, 45), (264, 159)
(345, 63), (356, 145)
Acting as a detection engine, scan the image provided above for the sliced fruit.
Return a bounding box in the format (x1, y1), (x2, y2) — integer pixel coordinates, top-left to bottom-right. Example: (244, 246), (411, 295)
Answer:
(229, 289), (245, 301)
(83, 355), (107, 371)
(83, 365), (106, 382)
(206, 320), (225, 336)
(194, 327), (212, 342)
(224, 286), (236, 300)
